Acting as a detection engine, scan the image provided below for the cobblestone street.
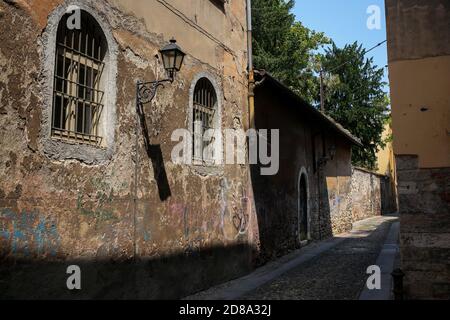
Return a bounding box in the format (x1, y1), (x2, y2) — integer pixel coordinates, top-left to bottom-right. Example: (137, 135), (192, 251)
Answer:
(187, 215), (399, 300)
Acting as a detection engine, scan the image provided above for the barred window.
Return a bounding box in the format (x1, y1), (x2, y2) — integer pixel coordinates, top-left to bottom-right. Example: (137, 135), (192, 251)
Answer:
(193, 78), (218, 164)
(52, 11), (107, 146)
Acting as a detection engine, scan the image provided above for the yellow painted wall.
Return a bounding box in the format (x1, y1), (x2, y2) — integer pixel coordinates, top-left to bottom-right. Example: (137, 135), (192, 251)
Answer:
(376, 123), (398, 212)
(376, 123), (394, 175)
(389, 55), (450, 168)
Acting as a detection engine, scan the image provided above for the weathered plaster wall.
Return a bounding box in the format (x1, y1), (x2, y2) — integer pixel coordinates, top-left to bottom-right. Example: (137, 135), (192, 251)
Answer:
(386, 0), (450, 168)
(0, 0), (253, 299)
(388, 56), (450, 168)
(253, 83), (324, 261)
(385, 0), (450, 63)
(110, 0), (247, 73)
(386, 0), (450, 300)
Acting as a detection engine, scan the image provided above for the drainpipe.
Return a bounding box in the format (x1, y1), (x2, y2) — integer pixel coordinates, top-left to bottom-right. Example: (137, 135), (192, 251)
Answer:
(246, 0), (255, 130)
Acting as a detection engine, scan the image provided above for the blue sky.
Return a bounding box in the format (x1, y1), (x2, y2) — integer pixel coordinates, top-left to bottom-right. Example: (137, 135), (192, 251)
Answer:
(293, 0), (389, 91)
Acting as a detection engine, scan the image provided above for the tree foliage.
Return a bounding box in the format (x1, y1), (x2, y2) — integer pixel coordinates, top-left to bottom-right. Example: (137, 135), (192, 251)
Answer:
(251, 0), (329, 103)
(251, 1), (390, 170)
(320, 42), (390, 170)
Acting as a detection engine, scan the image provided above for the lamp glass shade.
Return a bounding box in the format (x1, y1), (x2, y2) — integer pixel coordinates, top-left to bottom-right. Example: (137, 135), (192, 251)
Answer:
(174, 52), (185, 71)
(160, 38), (186, 76)
(162, 51), (176, 71)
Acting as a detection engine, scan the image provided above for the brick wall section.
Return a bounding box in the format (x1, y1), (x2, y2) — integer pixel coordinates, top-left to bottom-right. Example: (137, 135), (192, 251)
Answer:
(397, 155), (450, 299)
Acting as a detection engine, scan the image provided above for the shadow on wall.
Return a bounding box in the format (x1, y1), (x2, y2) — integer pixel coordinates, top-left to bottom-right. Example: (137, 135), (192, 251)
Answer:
(0, 243), (254, 300)
(380, 176), (398, 214)
(317, 162), (333, 239)
(137, 101), (171, 201)
(0, 101), (255, 300)
(250, 155), (335, 265)
(250, 85), (337, 264)
(249, 70), (378, 262)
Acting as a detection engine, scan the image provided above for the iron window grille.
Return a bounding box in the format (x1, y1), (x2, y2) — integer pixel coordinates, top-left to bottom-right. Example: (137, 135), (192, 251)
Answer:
(51, 12), (107, 146)
(193, 78), (217, 164)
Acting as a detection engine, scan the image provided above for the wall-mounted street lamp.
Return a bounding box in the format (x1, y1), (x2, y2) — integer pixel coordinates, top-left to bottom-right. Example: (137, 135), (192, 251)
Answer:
(136, 38), (186, 105)
(318, 144), (337, 167)
(328, 145), (337, 160)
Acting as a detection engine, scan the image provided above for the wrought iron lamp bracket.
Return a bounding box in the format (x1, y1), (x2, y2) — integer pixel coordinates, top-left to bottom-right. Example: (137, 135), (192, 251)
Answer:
(137, 78), (173, 105)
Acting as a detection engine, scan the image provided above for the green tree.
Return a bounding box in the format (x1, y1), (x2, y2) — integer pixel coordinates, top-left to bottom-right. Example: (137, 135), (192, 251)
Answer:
(252, 0), (329, 103)
(251, 1), (388, 169)
(320, 42), (390, 170)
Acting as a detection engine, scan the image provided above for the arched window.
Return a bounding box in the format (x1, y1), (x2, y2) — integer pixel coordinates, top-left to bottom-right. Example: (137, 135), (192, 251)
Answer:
(192, 77), (218, 164)
(51, 10), (108, 146)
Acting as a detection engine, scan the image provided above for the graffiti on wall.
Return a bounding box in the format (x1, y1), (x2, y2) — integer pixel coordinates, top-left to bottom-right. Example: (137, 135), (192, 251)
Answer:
(220, 178), (250, 240)
(77, 192), (118, 222)
(0, 208), (60, 258)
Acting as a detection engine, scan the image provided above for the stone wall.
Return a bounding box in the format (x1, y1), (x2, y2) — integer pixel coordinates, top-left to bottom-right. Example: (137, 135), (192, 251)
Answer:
(397, 155), (450, 300)
(351, 168), (382, 222)
(324, 141), (354, 237)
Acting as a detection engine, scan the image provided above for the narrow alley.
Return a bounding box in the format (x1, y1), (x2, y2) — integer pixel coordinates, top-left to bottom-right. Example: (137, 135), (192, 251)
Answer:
(187, 215), (399, 300)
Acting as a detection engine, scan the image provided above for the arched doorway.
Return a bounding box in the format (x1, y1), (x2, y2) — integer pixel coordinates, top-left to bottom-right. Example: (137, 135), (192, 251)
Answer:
(298, 169), (309, 243)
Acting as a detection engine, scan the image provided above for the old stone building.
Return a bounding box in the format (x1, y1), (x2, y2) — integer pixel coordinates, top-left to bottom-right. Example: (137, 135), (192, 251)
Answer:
(0, 0), (254, 299)
(385, 0), (450, 299)
(252, 71), (386, 261)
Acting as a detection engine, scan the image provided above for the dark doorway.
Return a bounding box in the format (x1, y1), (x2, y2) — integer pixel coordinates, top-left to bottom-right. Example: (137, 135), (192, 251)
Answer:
(299, 174), (309, 242)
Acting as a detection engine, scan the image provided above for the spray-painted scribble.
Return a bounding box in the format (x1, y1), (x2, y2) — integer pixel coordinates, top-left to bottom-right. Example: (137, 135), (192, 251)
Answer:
(220, 178), (250, 240)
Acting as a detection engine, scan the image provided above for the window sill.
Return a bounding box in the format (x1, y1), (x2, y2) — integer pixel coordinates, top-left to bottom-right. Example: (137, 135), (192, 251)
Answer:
(43, 136), (114, 165)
